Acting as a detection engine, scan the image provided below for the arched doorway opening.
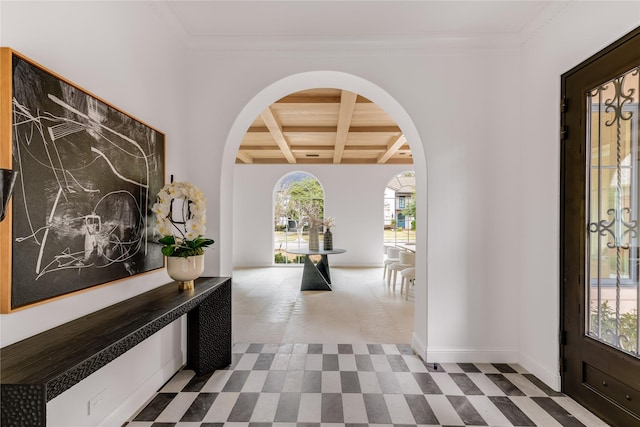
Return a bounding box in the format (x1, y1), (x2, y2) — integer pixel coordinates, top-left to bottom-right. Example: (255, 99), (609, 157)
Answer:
(221, 71), (428, 356)
(273, 172), (325, 264)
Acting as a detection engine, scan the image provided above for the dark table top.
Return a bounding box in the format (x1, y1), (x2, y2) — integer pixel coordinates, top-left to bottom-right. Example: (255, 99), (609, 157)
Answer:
(0, 276), (230, 400)
(285, 248), (346, 256)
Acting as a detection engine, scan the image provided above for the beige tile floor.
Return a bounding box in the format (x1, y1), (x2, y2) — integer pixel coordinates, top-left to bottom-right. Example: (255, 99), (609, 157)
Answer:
(231, 266), (414, 344)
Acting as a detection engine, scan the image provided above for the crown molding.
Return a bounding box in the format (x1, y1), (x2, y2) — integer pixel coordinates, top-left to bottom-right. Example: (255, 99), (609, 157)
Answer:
(519, 0), (572, 45)
(149, 0), (572, 55)
(183, 32), (525, 54)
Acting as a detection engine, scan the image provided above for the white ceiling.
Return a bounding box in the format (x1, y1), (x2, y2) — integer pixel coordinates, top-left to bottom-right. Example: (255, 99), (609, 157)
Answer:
(156, 1), (562, 48)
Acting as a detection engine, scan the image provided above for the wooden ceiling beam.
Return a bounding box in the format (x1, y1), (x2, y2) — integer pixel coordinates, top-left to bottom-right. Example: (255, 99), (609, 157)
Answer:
(290, 145), (335, 152)
(250, 158), (295, 164)
(239, 156), (413, 165)
(238, 146), (282, 151)
(284, 127), (336, 133)
(349, 126), (401, 133)
(236, 151), (254, 164)
(333, 90), (358, 164)
(277, 95), (341, 103)
(384, 157), (414, 164)
(377, 135), (408, 164)
(344, 145), (387, 151)
(248, 126), (336, 134)
(246, 125), (401, 134)
(247, 126), (270, 133)
(296, 157), (334, 164)
(260, 107), (297, 164)
(276, 94), (373, 104)
(238, 89), (412, 165)
(340, 158), (380, 164)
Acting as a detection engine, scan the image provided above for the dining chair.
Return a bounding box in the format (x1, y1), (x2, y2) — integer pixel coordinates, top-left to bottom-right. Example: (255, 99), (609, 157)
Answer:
(400, 267), (415, 298)
(383, 246), (401, 279)
(387, 250), (415, 290)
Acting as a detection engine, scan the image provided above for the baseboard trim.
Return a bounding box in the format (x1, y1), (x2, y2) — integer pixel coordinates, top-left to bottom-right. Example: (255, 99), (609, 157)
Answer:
(518, 352), (561, 391)
(425, 347), (519, 364)
(412, 332), (427, 360)
(98, 355), (185, 427)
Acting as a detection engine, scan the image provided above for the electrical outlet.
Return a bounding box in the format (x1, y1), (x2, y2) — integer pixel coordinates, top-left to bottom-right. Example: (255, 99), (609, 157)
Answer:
(88, 389), (106, 416)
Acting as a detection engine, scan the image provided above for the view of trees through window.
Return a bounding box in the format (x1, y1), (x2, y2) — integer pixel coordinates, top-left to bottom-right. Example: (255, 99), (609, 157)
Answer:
(273, 171), (415, 264)
(273, 172), (325, 264)
(384, 172), (416, 246)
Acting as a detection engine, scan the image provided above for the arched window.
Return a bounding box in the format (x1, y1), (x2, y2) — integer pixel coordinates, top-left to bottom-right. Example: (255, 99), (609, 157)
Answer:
(384, 171), (416, 246)
(273, 172), (325, 264)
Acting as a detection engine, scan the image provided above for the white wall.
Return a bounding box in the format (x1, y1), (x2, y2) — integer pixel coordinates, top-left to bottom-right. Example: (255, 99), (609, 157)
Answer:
(1, 2), (190, 426)
(192, 43), (523, 364)
(421, 52), (523, 364)
(233, 164), (412, 267)
(518, 1), (640, 389)
(2, 2), (639, 425)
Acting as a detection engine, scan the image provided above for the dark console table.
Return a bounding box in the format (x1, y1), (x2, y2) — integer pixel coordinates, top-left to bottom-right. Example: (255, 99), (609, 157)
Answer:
(285, 248), (346, 291)
(0, 276), (231, 427)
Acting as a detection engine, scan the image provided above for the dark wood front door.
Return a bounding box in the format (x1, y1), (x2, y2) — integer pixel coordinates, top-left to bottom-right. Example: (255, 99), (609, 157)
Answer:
(561, 26), (640, 426)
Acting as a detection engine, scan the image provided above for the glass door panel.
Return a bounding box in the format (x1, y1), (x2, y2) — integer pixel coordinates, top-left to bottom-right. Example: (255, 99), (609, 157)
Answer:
(587, 66), (640, 356)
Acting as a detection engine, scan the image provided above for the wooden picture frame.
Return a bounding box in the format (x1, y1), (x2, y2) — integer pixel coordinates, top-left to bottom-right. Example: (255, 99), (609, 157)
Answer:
(0, 48), (165, 313)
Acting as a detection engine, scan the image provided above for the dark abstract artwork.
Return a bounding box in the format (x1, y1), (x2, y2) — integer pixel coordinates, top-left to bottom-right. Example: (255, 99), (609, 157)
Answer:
(1, 49), (165, 311)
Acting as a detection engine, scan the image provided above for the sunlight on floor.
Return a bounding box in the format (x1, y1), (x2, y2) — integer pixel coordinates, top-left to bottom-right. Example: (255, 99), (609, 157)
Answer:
(232, 267), (414, 344)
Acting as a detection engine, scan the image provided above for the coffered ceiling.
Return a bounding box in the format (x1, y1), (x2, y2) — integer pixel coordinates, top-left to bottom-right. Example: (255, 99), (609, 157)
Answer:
(237, 88), (412, 165)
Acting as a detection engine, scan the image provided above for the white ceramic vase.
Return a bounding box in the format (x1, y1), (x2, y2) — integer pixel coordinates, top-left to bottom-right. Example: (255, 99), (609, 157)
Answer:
(166, 255), (204, 290)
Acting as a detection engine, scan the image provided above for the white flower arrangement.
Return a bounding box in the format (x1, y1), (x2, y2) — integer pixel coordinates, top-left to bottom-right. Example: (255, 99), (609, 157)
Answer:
(152, 181), (214, 257)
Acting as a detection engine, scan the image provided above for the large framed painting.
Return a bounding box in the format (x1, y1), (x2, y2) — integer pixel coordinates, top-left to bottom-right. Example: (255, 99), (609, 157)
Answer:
(0, 48), (165, 313)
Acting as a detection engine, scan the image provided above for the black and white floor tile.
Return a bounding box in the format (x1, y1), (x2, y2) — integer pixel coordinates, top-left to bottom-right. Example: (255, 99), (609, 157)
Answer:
(125, 343), (609, 427)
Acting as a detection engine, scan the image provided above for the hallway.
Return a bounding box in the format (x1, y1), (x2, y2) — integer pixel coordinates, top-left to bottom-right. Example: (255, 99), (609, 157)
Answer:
(232, 267), (414, 344)
(125, 267), (609, 426)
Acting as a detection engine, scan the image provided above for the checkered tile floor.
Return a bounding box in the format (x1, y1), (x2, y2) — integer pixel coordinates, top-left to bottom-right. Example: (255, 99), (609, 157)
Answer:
(125, 343), (609, 427)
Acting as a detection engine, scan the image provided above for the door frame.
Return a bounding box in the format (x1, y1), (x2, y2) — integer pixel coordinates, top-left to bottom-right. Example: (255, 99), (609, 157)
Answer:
(560, 26), (640, 426)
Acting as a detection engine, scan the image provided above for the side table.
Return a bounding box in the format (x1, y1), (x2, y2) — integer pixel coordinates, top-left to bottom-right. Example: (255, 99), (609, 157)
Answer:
(285, 248), (346, 290)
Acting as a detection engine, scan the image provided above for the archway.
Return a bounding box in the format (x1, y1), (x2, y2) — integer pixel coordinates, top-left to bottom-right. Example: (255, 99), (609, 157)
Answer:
(220, 71), (428, 357)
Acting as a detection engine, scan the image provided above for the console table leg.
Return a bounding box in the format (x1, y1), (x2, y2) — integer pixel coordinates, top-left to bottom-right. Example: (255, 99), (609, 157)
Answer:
(186, 279), (232, 375)
(0, 384), (46, 426)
